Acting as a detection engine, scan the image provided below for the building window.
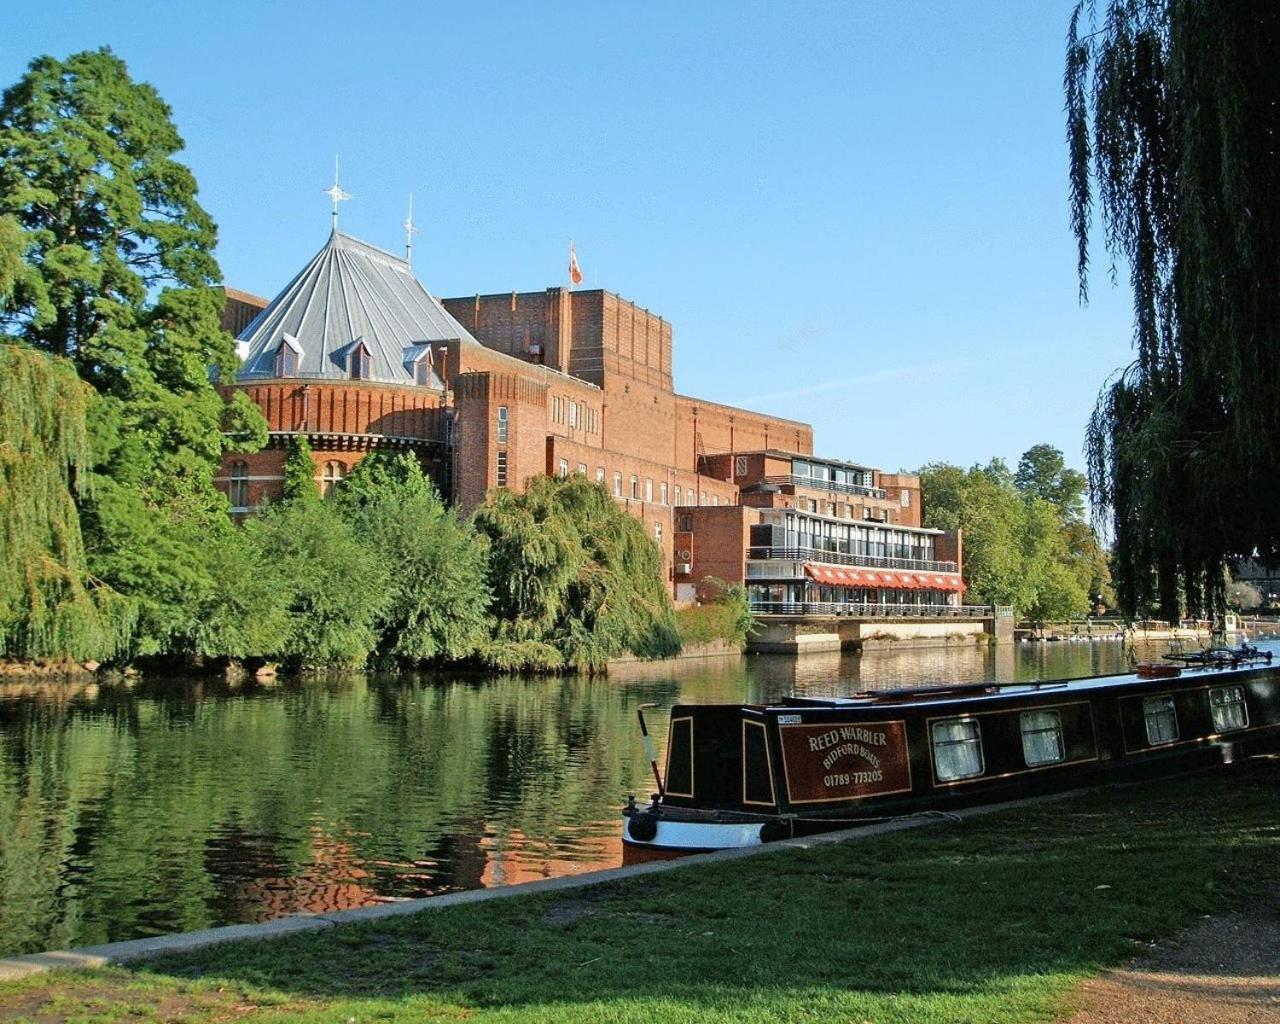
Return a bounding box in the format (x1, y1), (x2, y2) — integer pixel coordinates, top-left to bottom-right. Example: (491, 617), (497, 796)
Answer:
(645, 478), (654, 502)
(596, 466), (606, 484)
(631, 475), (640, 499)
(577, 462), (587, 476)
(660, 481), (669, 505)
(654, 522), (662, 543)
(901, 490), (911, 508)
(1142, 695), (1178, 745)
(674, 485), (682, 505)
(932, 718), (984, 781)
(712, 495), (719, 506)
(228, 460), (249, 509)
(558, 459), (569, 478)
(322, 460), (344, 497)
(274, 342), (298, 377)
(496, 406), (508, 443)
(614, 471), (623, 497)
(414, 352), (434, 386)
(569, 401), (578, 428)
(701, 490), (707, 504)
(496, 450), (508, 487)
(1020, 710), (1064, 766)
(1209, 686), (1248, 732)
(349, 342), (371, 380)
(680, 514), (694, 531)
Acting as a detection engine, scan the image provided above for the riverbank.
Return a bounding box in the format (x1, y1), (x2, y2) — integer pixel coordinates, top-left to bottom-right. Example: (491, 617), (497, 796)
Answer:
(1, 757), (1273, 1023)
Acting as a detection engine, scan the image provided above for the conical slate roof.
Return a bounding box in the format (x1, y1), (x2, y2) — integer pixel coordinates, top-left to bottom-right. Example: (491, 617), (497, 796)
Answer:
(236, 230), (471, 387)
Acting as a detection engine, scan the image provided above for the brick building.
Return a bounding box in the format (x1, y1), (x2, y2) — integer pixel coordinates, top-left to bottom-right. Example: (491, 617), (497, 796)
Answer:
(217, 227), (964, 613)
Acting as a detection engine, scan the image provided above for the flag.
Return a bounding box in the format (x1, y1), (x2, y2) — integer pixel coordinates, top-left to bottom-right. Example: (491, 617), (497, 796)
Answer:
(569, 242), (583, 286)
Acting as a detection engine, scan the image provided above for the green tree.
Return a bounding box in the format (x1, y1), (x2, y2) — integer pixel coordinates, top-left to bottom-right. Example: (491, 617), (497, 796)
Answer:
(0, 215), (26, 301)
(0, 49), (266, 656)
(921, 457), (1097, 620)
(185, 520), (292, 661)
(244, 499), (390, 669)
(1066, 2), (1280, 621)
(920, 461), (1025, 607)
(0, 346), (135, 660)
(282, 435), (319, 504)
(333, 452), (491, 665)
(474, 476), (680, 671)
(1014, 444), (1087, 523)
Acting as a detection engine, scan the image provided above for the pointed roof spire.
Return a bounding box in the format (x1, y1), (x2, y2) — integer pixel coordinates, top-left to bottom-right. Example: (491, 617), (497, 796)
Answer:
(322, 154), (352, 230)
(403, 192), (420, 267)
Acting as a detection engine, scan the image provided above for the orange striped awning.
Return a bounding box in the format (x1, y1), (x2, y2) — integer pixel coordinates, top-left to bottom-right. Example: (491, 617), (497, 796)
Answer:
(804, 563), (966, 592)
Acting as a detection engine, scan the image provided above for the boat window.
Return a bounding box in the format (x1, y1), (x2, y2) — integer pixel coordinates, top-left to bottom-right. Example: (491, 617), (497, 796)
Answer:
(1142, 694), (1178, 745)
(1209, 686), (1248, 732)
(932, 718), (984, 781)
(1020, 710), (1064, 766)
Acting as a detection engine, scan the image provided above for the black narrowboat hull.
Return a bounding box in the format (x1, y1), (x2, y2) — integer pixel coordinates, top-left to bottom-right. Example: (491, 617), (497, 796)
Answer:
(621, 660), (1280, 863)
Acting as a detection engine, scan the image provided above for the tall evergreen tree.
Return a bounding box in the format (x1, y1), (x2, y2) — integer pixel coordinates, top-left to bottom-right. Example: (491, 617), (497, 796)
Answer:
(0, 49), (266, 654)
(1067, 2), (1280, 620)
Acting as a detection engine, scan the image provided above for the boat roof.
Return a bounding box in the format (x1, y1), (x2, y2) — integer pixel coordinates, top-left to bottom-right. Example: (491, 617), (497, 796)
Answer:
(744, 658), (1273, 715)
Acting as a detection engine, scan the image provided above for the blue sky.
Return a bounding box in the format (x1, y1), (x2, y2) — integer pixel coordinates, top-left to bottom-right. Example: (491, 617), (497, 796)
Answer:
(5, 1), (1134, 474)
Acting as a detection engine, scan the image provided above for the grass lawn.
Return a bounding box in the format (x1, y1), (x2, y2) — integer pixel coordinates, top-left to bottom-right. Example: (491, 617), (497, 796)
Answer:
(1, 758), (1275, 1024)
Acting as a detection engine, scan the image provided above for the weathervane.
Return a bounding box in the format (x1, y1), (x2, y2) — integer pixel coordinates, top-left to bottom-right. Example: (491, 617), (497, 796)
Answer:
(403, 192), (421, 266)
(323, 155), (352, 230)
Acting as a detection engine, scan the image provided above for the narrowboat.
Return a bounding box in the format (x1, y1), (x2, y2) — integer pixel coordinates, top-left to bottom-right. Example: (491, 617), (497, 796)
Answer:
(621, 652), (1280, 864)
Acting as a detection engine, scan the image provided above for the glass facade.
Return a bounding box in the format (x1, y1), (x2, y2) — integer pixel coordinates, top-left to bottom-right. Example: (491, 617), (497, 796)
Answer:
(756, 509), (939, 562)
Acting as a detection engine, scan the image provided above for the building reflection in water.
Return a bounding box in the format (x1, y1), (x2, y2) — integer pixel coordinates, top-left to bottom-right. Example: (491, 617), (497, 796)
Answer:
(0, 640), (1143, 955)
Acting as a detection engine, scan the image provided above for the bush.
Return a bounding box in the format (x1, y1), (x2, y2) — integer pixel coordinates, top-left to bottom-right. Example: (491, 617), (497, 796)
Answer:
(675, 580), (755, 649)
(333, 453), (490, 666)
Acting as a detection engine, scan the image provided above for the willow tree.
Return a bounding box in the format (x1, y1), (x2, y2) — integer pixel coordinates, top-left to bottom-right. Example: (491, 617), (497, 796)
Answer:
(1068, 2), (1280, 621)
(474, 476), (680, 672)
(0, 346), (134, 660)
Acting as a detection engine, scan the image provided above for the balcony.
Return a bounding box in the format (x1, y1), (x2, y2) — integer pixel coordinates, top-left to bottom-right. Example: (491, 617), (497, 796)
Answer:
(749, 600), (991, 618)
(747, 546), (958, 574)
(760, 474), (887, 499)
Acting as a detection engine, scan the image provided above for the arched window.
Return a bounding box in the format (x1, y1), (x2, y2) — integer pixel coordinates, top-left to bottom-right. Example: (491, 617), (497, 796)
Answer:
(349, 342), (371, 380)
(228, 460), (249, 510)
(322, 460), (344, 497)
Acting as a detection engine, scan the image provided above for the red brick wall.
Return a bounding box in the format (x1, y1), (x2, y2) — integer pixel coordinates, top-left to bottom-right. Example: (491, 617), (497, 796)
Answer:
(220, 288), (268, 337)
(453, 371), (551, 512)
(215, 447), (385, 511)
(934, 529), (963, 569)
(441, 289), (573, 371)
(599, 376), (679, 466)
(879, 473), (923, 529)
(674, 396), (812, 471)
(229, 381), (445, 439)
(673, 505), (758, 597)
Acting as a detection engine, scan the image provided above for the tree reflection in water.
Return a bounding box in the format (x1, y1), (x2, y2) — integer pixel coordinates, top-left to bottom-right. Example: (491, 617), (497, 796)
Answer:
(0, 640), (1139, 955)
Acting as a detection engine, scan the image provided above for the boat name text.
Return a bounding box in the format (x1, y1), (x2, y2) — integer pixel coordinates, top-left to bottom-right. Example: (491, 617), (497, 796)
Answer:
(808, 727), (888, 753)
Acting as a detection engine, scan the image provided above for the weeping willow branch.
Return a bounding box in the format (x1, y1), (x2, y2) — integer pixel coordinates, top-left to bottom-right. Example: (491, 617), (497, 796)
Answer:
(1068, 0), (1280, 622)
(0, 345), (134, 660)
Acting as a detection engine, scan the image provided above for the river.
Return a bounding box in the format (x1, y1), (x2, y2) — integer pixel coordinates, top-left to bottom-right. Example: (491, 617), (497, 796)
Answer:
(0, 640), (1150, 955)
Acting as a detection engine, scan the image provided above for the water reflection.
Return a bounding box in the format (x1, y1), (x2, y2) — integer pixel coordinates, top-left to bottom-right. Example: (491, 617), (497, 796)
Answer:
(0, 640), (1147, 955)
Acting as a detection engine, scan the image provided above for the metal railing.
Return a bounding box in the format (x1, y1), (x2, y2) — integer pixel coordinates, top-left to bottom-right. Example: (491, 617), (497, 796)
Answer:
(749, 601), (992, 618)
(747, 547), (958, 574)
(759, 474), (887, 500)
